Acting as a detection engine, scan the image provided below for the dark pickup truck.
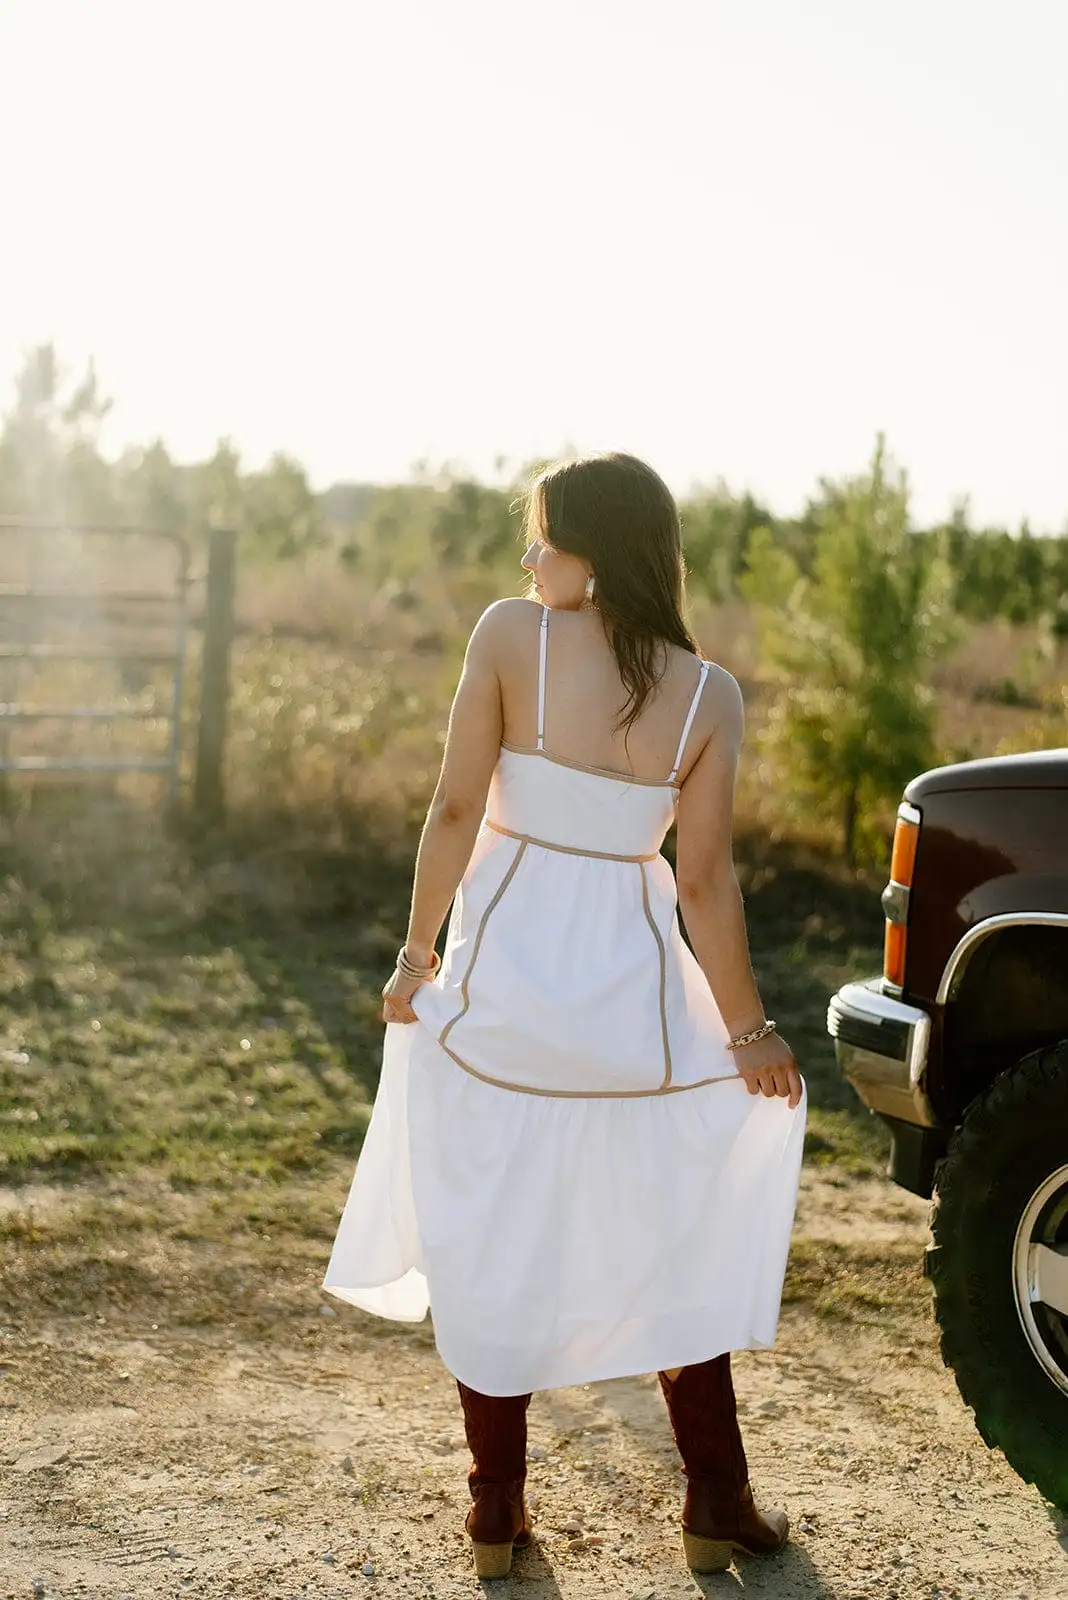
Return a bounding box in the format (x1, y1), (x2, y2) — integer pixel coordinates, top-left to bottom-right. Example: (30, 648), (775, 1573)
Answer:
(826, 749), (1068, 1511)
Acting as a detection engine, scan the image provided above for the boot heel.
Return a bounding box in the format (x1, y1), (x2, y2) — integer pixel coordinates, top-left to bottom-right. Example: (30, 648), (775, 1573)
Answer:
(682, 1530), (733, 1573)
(471, 1538), (515, 1579)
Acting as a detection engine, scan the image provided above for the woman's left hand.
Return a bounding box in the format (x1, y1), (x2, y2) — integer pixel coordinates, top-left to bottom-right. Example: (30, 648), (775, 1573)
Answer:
(732, 1030), (805, 1108)
(381, 965), (424, 1024)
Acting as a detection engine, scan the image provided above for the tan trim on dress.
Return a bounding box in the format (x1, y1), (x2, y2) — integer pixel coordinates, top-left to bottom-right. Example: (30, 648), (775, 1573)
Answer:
(485, 818), (659, 864)
(640, 860), (673, 1089)
(439, 840), (528, 1052)
(500, 741), (681, 791)
(436, 1034), (739, 1100)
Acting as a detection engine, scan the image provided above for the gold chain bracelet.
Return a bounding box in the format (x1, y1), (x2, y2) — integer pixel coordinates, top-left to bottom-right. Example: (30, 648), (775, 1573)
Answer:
(726, 1018), (777, 1051)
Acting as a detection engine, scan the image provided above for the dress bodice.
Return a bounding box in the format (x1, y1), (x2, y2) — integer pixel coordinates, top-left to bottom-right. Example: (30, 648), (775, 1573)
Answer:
(483, 603), (709, 861)
(487, 747), (678, 858)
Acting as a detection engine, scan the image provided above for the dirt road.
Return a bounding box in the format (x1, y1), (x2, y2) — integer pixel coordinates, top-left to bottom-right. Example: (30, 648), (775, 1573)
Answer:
(3, 1171), (1067, 1600)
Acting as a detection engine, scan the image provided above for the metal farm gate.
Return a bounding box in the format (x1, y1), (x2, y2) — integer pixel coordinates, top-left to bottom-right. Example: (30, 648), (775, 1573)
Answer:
(0, 522), (191, 804)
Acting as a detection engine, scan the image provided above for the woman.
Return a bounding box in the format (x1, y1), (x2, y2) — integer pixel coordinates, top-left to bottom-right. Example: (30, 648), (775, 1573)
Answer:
(324, 452), (806, 1580)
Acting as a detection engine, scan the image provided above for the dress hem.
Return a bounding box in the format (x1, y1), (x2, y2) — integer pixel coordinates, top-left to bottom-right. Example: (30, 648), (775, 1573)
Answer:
(322, 1273), (430, 1324)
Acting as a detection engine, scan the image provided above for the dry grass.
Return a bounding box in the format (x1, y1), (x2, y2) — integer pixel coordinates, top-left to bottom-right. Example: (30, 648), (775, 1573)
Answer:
(219, 580), (1066, 854)
(2, 567), (1063, 931)
(4, 555), (1063, 853)
(932, 617), (1064, 698)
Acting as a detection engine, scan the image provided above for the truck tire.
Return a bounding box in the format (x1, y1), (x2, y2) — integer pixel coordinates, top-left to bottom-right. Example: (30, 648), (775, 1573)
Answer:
(929, 1040), (1068, 1510)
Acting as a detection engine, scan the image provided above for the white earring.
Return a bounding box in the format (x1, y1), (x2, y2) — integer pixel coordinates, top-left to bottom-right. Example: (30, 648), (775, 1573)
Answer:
(584, 572), (596, 605)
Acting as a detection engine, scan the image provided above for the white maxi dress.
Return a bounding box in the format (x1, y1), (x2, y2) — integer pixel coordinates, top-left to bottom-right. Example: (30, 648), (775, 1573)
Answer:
(324, 606), (807, 1396)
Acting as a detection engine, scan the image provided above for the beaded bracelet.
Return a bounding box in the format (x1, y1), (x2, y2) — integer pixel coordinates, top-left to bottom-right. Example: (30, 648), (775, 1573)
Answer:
(726, 1018), (777, 1051)
(396, 945), (441, 981)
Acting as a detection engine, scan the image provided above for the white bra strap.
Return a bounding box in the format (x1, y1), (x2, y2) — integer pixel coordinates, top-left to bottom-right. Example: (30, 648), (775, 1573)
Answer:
(668, 660), (710, 781)
(536, 605), (549, 750)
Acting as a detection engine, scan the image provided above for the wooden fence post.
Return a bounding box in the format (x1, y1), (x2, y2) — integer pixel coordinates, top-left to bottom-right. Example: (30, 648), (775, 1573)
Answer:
(194, 528), (237, 821)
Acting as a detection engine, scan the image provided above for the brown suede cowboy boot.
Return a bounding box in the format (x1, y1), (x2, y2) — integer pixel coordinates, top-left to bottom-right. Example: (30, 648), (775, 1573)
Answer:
(456, 1381), (534, 1579)
(658, 1356), (788, 1573)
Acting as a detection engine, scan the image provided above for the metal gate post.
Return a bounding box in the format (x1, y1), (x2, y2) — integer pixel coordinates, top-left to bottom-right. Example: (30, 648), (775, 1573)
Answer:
(193, 528), (237, 821)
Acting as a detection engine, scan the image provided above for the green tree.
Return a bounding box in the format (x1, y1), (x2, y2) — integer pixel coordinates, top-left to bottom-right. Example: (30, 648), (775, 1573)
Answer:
(244, 452), (326, 561)
(120, 439), (188, 531)
(428, 479), (516, 569)
(679, 484), (775, 602)
(189, 439), (244, 538)
(740, 435), (956, 865)
(0, 344), (117, 520)
(1008, 520), (1048, 623)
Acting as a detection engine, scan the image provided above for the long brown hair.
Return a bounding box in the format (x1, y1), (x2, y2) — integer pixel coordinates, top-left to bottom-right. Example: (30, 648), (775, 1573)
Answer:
(519, 452), (699, 733)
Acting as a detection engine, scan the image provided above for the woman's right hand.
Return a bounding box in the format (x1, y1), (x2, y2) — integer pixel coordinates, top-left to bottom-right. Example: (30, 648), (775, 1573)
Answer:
(732, 1030), (804, 1108)
(381, 966), (424, 1024)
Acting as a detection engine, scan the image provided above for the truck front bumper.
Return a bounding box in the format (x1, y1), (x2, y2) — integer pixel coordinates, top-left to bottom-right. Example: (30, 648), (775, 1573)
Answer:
(826, 978), (937, 1129)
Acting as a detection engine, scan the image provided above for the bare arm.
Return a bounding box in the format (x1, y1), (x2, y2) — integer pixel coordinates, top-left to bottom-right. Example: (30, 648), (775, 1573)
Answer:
(382, 605), (506, 1020)
(674, 670), (803, 1107)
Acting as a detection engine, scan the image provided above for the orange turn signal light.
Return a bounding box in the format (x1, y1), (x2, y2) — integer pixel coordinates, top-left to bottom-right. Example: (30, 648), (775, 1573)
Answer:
(883, 803), (921, 991)
(890, 811), (920, 886)
(883, 921), (908, 990)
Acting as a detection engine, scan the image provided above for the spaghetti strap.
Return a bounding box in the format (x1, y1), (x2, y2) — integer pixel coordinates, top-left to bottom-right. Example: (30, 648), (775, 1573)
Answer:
(535, 605), (550, 751)
(668, 660), (710, 782)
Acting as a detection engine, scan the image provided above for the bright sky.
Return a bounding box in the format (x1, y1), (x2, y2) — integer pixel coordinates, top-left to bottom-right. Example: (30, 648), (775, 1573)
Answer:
(2, 0), (1066, 530)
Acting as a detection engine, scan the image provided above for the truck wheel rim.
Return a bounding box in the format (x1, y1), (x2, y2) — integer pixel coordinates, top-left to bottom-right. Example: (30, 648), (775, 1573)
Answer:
(1012, 1162), (1068, 1398)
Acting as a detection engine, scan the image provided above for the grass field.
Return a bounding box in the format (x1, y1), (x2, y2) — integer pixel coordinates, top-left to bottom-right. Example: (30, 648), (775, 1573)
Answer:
(0, 801), (890, 1332)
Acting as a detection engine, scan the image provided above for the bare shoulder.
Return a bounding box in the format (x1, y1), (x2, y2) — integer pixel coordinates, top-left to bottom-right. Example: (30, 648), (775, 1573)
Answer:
(688, 658), (744, 761)
(665, 644), (741, 721)
(703, 660), (743, 729)
(466, 597), (540, 663)
(472, 596), (540, 643)
(479, 595), (539, 627)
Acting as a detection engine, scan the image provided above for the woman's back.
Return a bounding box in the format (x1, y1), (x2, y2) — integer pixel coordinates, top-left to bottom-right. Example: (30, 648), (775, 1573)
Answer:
(494, 598), (714, 787)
